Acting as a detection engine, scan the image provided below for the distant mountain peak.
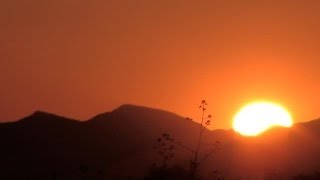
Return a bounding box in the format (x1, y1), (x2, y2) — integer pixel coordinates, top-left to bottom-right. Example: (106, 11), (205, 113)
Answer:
(112, 104), (183, 118)
(29, 110), (65, 119)
(117, 103), (153, 108)
(32, 110), (55, 116)
(113, 104), (156, 112)
(114, 104), (173, 113)
(19, 110), (78, 124)
(88, 104), (184, 123)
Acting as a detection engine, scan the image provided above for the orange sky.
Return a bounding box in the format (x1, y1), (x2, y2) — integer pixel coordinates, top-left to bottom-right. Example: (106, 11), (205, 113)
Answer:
(1, 0), (320, 129)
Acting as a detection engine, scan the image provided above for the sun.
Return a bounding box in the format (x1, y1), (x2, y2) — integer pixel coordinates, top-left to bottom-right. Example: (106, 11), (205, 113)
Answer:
(232, 101), (293, 136)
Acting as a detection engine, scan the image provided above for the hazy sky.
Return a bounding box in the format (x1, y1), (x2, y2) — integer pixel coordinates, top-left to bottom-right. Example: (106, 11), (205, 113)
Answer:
(1, 0), (320, 129)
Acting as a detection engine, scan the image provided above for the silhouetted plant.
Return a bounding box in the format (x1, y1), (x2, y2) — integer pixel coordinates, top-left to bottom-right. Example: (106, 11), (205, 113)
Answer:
(51, 172), (58, 180)
(152, 100), (220, 179)
(78, 164), (89, 180)
(187, 100), (220, 178)
(208, 169), (225, 180)
(264, 168), (282, 180)
(145, 165), (192, 180)
(79, 165), (89, 174)
(77, 165), (105, 180)
(153, 133), (176, 168)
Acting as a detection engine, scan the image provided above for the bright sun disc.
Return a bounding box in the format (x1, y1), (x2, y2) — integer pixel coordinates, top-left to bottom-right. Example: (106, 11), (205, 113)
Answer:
(233, 101), (293, 136)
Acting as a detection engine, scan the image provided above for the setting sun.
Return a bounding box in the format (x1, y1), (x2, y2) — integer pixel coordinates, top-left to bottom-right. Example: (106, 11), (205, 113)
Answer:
(233, 101), (293, 136)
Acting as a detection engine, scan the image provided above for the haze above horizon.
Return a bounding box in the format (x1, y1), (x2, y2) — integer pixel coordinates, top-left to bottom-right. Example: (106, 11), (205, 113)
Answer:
(1, 0), (320, 129)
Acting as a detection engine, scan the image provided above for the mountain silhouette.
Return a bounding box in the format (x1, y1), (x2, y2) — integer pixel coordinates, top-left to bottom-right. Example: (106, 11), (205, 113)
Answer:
(0, 105), (320, 179)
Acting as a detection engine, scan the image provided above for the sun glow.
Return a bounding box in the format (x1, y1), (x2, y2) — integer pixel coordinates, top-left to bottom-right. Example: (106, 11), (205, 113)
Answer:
(233, 101), (293, 136)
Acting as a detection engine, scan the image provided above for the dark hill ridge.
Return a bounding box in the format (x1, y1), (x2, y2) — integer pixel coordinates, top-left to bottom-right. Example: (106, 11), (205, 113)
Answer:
(89, 104), (185, 121)
(0, 104), (214, 179)
(87, 104), (207, 144)
(18, 111), (81, 127)
(22, 110), (79, 122)
(0, 105), (320, 179)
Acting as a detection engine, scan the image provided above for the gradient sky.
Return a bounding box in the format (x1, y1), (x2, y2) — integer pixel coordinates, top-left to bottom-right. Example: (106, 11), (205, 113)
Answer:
(1, 0), (320, 129)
